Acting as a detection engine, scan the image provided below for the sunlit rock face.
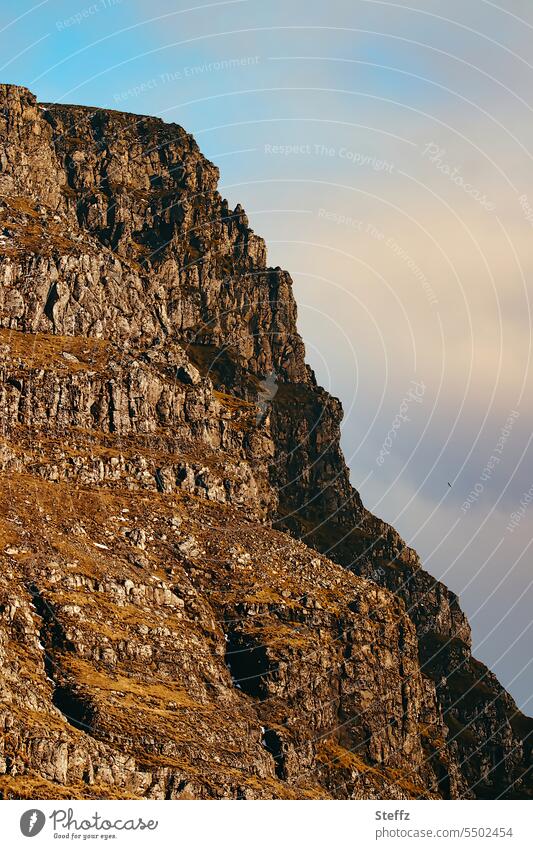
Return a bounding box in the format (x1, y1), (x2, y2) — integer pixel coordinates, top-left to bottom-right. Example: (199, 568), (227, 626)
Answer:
(0, 83), (530, 800)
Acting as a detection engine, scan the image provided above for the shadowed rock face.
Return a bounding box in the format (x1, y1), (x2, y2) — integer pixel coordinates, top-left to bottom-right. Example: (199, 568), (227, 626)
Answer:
(0, 83), (530, 800)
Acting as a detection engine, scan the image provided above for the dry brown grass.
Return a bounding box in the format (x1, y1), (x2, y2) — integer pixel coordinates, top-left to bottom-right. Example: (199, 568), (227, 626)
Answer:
(318, 738), (432, 799)
(0, 774), (144, 800)
(0, 327), (111, 372)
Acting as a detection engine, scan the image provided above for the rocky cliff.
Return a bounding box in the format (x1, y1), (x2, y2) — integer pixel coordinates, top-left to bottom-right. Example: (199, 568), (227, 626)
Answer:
(0, 83), (530, 800)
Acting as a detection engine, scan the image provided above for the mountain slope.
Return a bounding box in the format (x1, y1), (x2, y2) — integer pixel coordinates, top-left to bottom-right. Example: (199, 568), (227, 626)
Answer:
(0, 83), (530, 799)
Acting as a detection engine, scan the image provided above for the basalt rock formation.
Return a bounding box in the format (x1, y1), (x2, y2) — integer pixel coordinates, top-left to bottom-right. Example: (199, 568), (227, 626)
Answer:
(0, 83), (530, 800)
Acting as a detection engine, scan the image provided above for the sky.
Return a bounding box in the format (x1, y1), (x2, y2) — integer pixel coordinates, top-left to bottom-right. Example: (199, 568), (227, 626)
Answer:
(1, 0), (532, 711)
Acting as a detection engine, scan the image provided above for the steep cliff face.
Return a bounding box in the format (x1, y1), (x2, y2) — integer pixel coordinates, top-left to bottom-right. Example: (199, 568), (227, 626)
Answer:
(0, 84), (530, 800)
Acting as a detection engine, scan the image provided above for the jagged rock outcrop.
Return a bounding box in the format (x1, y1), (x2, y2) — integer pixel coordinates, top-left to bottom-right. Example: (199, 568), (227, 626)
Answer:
(0, 83), (530, 800)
